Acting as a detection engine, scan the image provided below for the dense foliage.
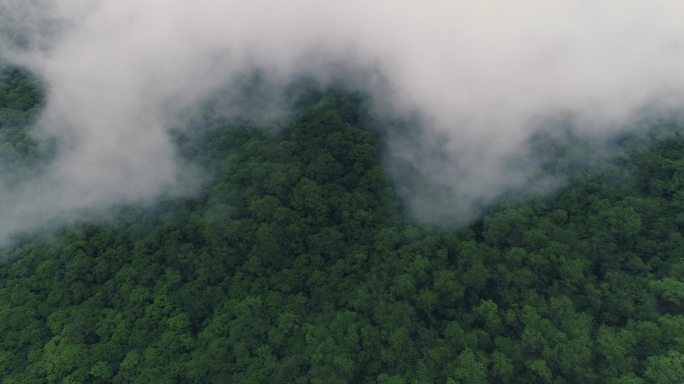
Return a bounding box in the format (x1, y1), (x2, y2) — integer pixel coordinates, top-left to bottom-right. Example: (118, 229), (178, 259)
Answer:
(1, 68), (684, 383)
(0, 65), (49, 180)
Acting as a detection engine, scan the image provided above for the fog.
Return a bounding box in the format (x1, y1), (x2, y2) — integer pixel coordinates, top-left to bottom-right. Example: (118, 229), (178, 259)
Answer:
(1, 0), (684, 241)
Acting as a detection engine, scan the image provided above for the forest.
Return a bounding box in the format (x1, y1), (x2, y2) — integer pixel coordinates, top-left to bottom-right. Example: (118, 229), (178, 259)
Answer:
(0, 66), (684, 384)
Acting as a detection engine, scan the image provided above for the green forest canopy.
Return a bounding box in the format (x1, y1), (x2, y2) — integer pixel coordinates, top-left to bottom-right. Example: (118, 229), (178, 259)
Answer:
(0, 68), (684, 383)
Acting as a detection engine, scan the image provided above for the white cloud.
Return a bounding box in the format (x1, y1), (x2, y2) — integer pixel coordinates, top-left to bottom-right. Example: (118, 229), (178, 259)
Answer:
(1, 0), (684, 239)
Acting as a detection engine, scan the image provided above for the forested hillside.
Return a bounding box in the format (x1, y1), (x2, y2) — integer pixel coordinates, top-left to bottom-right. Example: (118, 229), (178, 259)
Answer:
(0, 66), (49, 180)
(1, 68), (684, 384)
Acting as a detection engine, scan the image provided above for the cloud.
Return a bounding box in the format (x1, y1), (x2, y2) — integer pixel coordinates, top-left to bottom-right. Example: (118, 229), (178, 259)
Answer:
(1, 0), (684, 240)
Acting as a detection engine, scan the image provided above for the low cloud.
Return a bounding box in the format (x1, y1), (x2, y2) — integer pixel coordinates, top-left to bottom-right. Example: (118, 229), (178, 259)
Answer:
(1, 0), (684, 241)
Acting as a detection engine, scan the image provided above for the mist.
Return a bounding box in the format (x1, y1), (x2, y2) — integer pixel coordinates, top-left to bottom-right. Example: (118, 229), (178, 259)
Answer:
(1, 0), (684, 241)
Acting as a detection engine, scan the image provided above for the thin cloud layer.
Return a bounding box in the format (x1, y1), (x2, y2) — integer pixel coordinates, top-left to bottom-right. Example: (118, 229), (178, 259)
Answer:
(1, 0), (684, 241)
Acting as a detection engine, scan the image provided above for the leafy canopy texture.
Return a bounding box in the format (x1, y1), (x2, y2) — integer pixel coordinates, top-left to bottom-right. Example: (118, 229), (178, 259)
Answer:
(1, 70), (684, 383)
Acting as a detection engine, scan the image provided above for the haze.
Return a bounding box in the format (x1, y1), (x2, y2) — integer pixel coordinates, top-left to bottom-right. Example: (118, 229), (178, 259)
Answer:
(1, 0), (684, 242)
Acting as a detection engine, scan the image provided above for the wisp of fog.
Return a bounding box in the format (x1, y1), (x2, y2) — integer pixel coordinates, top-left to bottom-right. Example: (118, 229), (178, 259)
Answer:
(1, 0), (684, 243)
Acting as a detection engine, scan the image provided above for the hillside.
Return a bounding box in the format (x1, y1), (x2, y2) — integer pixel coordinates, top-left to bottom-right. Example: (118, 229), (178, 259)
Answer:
(1, 68), (684, 383)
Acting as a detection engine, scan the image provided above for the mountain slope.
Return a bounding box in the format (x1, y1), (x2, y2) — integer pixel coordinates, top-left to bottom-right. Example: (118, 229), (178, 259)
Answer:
(1, 73), (684, 383)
